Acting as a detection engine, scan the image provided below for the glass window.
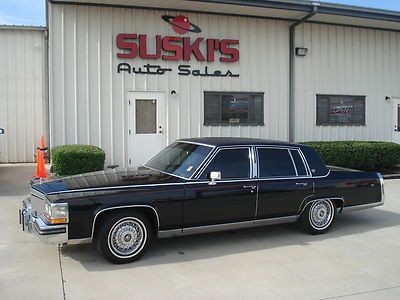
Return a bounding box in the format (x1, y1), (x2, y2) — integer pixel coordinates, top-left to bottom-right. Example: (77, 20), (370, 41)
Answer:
(316, 95), (366, 126)
(200, 148), (250, 179)
(136, 99), (157, 134)
(300, 146), (329, 176)
(258, 148), (296, 177)
(204, 92), (264, 125)
(145, 142), (212, 179)
(290, 150), (308, 176)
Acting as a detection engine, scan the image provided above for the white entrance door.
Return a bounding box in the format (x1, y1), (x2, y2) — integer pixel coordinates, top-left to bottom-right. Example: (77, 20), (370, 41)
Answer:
(393, 99), (400, 144)
(128, 92), (165, 167)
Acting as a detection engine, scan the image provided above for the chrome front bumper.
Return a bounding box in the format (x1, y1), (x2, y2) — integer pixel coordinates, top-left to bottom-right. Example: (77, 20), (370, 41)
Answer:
(19, 197), (68, 245)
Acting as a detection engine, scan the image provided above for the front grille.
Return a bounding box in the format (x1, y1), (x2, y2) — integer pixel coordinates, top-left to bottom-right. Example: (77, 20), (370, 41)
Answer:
(30, 188), (46, 219)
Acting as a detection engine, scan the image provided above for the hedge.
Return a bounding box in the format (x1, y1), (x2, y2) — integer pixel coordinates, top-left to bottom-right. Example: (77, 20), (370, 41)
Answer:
(51, 144), (105, 176)
(301, 141), (400, 171)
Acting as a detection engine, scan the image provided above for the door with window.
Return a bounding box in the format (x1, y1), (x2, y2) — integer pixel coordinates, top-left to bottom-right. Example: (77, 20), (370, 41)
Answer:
(392, 99), (400, 144)
(256, 147), (314, 219)
(128, 92), (165, 167)
(183, 147), (257, 229)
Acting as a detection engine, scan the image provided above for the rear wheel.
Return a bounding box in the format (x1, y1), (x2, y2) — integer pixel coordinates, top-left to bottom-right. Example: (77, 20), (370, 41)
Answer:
(96, 211), (153, 264)
(300, 199), (336, 235)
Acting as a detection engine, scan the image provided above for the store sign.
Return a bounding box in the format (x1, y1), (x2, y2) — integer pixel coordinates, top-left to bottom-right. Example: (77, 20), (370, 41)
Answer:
(116, 15), (240, 77)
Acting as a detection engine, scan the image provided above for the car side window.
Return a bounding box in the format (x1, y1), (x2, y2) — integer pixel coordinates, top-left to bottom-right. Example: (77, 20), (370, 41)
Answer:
(290, 150), (308, 176)
(200, 148), (250, 179)
(258, 148), (296, 177)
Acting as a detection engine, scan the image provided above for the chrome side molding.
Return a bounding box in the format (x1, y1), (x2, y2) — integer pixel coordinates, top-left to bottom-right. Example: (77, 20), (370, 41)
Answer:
(88, 205), (160, 242)
(67, 238), (92, 245)
(158, 216), (298, 238)
(342, 201), (384, 213)
(378, 173), (385, 204)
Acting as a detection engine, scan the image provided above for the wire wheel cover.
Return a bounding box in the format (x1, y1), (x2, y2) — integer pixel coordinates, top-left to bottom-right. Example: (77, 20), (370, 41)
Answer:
(309, 200), (334, 229)
(108, 218), (145, 257)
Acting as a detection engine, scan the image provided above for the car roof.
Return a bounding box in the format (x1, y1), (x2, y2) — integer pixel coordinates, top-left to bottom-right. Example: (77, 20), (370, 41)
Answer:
(178, 137), (303, 148)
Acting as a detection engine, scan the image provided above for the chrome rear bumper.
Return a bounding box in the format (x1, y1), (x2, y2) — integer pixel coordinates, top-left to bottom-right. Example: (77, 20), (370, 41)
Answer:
(20, 197), (68, 245)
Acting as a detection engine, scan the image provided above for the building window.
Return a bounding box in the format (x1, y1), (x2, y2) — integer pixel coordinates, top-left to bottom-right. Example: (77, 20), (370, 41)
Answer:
(204, 92), (264, 126)
(316, 95), (366, 126)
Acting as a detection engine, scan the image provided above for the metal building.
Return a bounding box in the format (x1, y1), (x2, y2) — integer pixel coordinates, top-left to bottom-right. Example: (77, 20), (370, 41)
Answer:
(0, 25), (48, 163)
(3, 0), (400, 166)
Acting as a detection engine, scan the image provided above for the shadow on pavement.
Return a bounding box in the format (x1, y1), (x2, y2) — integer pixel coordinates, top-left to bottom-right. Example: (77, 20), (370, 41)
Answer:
(0, 165), (35, 196)
(61, 207), (400, 271)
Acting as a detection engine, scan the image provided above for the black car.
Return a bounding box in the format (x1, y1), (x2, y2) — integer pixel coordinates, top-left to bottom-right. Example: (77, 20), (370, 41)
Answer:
(20, 138), (384, 264)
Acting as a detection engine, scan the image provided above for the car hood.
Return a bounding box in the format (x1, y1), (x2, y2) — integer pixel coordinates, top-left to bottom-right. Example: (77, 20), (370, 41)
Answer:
(32, 167), (184, 196)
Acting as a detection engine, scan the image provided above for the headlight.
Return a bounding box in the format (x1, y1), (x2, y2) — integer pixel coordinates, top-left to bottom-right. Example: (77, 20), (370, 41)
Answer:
(44, 202), (69, 224)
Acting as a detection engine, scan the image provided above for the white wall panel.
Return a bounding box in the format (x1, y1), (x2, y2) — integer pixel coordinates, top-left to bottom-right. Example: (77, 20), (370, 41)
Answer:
(49, 4), (290, 167)
(0, 28), (47, 163)
(294, 23), (400, 142)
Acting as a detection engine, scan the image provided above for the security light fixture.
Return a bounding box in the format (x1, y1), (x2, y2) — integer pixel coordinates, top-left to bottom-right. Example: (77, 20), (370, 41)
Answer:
(295, 47), (308, 56)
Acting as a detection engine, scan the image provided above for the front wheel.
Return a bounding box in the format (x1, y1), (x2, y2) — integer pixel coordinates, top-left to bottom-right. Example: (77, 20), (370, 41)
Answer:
(299, 199), (336, 235)
(96, 211), (153, 264)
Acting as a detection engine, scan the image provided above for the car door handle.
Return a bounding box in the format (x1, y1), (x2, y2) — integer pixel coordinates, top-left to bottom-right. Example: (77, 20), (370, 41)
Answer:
(243, 185), (257, 194)
(243, 185), (257, 189)
(296, 182), (308, 187)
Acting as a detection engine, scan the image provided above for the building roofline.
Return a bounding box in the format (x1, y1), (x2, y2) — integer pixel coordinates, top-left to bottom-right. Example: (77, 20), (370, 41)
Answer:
(0, 24), (46, 31)
(48, 0), (400, 27)
(188, 0), (400, 23)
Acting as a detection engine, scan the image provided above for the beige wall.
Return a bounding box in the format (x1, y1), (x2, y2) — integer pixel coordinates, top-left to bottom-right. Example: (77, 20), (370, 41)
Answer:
(294, 22), (400, 142)
(48, 3), (400, 167)
(48, 4), (290, 167)
(0, 27), (47, 163)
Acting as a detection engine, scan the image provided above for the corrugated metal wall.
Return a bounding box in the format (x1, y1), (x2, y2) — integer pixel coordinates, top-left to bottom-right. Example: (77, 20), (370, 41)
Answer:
(48, 4), (290, 167)
(49, 3), (400, 168)
(294, 23), (400, 142)
(0, 27), (47, 163)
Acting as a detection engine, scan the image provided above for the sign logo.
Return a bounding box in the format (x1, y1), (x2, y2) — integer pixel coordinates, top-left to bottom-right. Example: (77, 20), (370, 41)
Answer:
(115, 15), (240, 77)
(161, 15), (201, 35)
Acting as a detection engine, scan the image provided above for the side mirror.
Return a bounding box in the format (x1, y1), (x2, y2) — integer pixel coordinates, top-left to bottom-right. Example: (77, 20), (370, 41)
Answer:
(0, 128), (4, 135)
(208, 171), (221, 186)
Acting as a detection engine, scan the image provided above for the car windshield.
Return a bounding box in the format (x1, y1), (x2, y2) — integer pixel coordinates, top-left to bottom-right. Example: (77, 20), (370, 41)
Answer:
(144, 142), (213, 179)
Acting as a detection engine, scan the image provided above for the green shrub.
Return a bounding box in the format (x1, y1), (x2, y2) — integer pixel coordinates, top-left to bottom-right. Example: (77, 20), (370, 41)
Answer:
(301, 141), (400, 171)
(51, 144), (105, 176)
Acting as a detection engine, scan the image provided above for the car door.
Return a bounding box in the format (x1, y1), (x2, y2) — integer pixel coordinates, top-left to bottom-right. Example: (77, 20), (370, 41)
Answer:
(183, 147), (257, 229)
(256, 147), (314, 219)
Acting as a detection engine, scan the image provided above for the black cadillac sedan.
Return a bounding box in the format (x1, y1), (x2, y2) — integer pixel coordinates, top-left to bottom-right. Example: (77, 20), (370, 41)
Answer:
(20, 138), (384, 264)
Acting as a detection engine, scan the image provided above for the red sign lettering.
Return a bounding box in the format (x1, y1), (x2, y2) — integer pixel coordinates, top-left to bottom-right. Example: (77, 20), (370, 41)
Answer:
(116, 34), (239, 63)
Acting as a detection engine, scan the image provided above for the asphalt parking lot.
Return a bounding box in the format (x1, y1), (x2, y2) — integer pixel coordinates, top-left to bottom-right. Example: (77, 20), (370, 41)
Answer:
(1, 165), (400, 300)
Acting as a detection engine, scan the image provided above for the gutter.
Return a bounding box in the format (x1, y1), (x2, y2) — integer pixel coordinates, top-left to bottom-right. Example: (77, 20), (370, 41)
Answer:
(185, 0), (400, 23)
(288, 3), (318, 142)
(0, 25), (46, 31)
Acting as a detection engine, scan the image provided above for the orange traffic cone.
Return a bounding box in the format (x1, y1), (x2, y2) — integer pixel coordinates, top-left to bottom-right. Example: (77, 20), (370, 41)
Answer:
(34, 149), (48, 179)
(39, 135), (46, 150)
(38, 135), (49, 163)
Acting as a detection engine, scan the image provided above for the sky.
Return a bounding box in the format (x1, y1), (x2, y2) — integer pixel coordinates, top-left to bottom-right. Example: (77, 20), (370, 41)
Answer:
(0, 0), (400, 27)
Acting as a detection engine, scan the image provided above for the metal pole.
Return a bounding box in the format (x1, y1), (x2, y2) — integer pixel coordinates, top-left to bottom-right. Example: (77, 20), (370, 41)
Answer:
(289, 4), (318, 142)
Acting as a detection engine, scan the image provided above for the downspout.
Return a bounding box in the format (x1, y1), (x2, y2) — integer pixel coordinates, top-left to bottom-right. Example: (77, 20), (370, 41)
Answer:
(289, 3), (318, 142)
(45, 0), (52, 151)
(44, 0), (50, 149)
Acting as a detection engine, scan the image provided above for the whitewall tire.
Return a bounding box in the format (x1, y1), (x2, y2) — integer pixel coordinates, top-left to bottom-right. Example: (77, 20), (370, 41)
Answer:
(96, 211), (153, 264)
(300, 199), (336, 235)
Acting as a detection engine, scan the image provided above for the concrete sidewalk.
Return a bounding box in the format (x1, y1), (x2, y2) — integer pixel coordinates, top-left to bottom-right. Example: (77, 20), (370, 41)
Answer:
(0, 165), (63, 299)
(1, 165), (400, 300)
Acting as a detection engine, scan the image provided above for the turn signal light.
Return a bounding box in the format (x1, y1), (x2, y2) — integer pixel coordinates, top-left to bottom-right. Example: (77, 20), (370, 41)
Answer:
(46, 217), (68, 224)
(44, 202), (69, 224)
